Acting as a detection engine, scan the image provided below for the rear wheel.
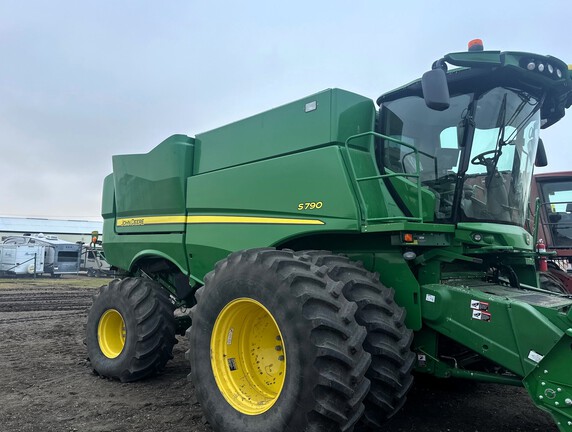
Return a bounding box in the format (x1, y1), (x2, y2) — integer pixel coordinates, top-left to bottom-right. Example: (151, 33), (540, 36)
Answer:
(86, 277), (176, 382)
(297, 251), (415, 430)
(188, 248), (370, 432)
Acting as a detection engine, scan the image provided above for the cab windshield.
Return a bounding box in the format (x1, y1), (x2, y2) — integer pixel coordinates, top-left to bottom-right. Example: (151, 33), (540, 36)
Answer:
(378, 86), (541, 226)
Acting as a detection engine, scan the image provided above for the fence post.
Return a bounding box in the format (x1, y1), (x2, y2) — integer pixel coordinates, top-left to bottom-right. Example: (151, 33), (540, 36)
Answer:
(34, 254), (37, 279)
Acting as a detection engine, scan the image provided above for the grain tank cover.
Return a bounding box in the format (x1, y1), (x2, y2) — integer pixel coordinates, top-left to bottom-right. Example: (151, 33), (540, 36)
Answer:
(194, 88), (376, 174)
(112, 134), (195, 221)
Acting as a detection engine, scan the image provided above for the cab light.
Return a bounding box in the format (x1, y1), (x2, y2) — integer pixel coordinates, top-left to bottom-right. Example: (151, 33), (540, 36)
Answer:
(526, 61), (536, 71)
(468, 38), (484, 52)
(557, 69), (562, 78)
(547, 64), (554, 74)
(538, 63), (545, 72)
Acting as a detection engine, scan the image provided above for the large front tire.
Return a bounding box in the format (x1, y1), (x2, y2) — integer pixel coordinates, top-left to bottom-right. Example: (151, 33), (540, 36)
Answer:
(297, 251), (415, 430)
(188, 248), (371, 432)
(86, 277), (176, 382)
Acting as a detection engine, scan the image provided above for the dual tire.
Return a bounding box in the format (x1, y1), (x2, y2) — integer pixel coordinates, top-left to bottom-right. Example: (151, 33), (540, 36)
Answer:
(295, 251), (415, 429)
(188, 248), (414, 432)
(188, 248), (371, 432)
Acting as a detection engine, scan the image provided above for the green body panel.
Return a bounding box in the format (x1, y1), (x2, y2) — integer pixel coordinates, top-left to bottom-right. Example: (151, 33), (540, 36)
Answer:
(524, 334), (572, 428)
(186, 147), (360, 222)
(185, 145), (365, 279)
(345, 146), (393, 220)
(101, 174), (115, 220)
(390, 175), (436, 221)
(456, 222), (534, 250)
(103, 229), (190, 277)
(112, 134), (194, 225)
(103, 135), (195, 272)
(185, 217), (358, 281)
(373, 251), (422, 330)
(194, 89), (375, 174)
(420, 281), (569, 377)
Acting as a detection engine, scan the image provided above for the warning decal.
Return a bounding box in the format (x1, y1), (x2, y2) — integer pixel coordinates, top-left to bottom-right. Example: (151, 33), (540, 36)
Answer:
(472, 310), (491, 322)
(470, 299), (489, 311)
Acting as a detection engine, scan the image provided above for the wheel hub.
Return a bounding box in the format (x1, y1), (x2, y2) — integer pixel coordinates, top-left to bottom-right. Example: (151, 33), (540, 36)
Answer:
(211, 298), (286, 415)
(98, 309), (126, 358)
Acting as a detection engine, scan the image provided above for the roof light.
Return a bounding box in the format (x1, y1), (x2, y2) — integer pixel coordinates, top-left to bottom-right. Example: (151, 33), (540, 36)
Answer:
(468, 39), (484, 52)
(527, 61), (536, 71)
(547, 64), (554, 74)
(538, 63), (545, 72)
(557, 68), (562, 78)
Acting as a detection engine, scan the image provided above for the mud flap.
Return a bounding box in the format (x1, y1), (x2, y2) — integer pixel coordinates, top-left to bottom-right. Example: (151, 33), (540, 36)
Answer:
(524, 331), (572, 431)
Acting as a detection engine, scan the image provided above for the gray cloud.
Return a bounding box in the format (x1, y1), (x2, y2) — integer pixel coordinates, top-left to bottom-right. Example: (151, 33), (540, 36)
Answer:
(0, 0), (570, 219)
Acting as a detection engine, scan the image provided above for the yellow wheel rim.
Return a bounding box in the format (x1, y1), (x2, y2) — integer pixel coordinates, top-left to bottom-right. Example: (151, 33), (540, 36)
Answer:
(98, 309), (126, 359)
(211, 298), (286, 415)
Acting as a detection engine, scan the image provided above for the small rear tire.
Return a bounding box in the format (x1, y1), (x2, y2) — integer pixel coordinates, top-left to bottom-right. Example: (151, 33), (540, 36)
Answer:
(86, 277), (176, 382)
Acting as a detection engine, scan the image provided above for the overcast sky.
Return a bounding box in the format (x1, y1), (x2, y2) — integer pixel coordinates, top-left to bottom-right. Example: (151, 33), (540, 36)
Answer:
(1, 1), (570, 221)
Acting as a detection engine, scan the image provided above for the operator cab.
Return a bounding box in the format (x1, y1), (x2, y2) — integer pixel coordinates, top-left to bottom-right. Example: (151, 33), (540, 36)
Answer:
(375, 41), (572, 227)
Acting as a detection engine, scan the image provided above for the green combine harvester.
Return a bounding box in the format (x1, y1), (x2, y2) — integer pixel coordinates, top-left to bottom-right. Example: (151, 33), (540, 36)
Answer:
(87, 40), (572, 431)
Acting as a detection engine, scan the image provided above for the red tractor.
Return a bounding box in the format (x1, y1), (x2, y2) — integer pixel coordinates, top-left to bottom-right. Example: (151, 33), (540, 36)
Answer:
(530, 171), (572, 292)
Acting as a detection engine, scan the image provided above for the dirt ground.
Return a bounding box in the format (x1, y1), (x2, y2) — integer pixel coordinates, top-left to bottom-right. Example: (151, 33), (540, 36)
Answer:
(0, 276), (558, 432)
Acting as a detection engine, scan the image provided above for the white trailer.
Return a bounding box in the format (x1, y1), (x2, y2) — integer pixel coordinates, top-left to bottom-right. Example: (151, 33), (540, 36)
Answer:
(0, 244), (45, 275)
(2, 234), (81, 277)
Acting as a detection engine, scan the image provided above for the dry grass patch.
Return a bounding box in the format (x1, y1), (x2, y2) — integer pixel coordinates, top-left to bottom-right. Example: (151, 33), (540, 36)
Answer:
(0, 275), (113, 290)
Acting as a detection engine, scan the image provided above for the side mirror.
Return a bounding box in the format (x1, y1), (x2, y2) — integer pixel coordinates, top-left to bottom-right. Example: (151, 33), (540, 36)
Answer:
(422, 68), (450, 111)
(535, 138), (548, 167)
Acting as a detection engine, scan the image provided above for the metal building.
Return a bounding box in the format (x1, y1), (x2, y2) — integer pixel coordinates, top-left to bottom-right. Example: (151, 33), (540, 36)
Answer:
(0, 217), (103, 244)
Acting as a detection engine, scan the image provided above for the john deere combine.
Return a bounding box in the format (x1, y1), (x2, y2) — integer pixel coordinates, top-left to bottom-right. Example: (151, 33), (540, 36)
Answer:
(87, 41), (572, 431)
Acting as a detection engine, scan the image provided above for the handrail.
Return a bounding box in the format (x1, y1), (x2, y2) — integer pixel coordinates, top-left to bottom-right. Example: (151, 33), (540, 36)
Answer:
(533, 197), (541, 245)
(344, 131), (424, 225)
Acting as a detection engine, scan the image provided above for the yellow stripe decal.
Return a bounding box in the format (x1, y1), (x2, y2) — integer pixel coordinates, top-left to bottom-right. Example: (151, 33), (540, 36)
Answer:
(186, 216), (324, 225)
(117, 215), (324, 227)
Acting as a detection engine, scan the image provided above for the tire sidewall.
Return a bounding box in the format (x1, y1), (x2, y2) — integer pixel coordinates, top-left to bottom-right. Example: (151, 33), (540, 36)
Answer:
(86, 283), (140, 377)
(190, 261), (319, 432)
